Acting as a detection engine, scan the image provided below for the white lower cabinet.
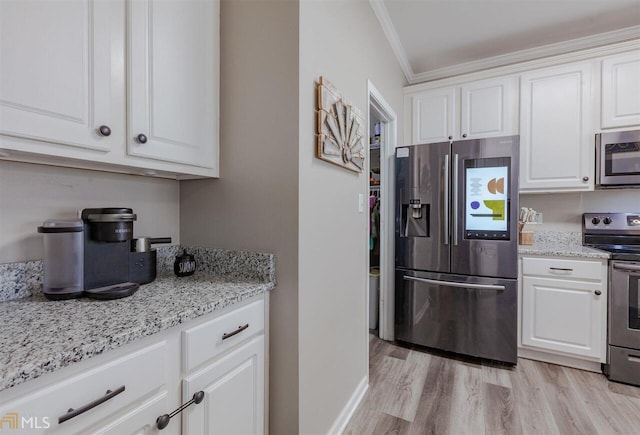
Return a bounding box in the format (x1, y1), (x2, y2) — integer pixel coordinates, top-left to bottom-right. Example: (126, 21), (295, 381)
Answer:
(0, 295), (267, 435)
(182, 336), (265, 435)
(520, 256), (607, 366)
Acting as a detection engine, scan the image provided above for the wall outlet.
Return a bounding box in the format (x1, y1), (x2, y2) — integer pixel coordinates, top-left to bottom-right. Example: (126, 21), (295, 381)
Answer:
(358, 193), (364, 213)
(536, 212), (543, 224)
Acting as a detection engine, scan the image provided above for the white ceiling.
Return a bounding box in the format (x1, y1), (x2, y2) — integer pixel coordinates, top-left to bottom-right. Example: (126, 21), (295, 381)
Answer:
(372, 0), (640, 83)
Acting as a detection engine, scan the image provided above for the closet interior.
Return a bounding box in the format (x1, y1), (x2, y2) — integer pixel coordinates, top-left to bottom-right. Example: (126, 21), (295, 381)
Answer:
(369, 114), (382, 332)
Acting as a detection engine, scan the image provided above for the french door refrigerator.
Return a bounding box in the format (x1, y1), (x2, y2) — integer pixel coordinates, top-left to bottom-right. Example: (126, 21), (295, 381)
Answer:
(395, 136), (519, 364)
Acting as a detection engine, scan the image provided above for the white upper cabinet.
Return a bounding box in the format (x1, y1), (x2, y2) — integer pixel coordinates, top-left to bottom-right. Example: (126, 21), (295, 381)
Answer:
(601, 51), (640, 129)
(460, 77), (517, 140)
(411, 87), (456, 143)
(406, 76), (517, 144)
(0, 0), (219, 179)
(0, 0), (119, 152)
(128, 0), (218, 169)
(519, 61), (596, 192)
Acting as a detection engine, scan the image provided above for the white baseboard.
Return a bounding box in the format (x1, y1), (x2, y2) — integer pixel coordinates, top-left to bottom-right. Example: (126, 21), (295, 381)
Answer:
(327, 375), (369, 435)
(518, 347), (603, 372)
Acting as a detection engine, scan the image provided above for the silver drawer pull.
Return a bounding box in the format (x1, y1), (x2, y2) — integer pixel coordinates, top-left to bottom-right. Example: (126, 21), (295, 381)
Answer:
(629, 355), (640, 364)
(222, 323), (249, 340)
(549, 267), (573, 272)
(59, 386), (125, 424)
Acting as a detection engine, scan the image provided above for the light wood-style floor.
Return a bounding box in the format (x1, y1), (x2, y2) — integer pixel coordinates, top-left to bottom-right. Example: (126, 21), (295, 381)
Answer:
(344, 335), (640, 435)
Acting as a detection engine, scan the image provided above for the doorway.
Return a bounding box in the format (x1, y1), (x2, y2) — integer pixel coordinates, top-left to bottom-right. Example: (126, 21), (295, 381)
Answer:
(367, 81), (397, 342)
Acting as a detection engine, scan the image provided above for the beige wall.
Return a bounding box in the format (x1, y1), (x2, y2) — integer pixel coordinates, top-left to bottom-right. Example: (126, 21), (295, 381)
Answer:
(521, 190), (640, 231)
(0, 161), (179, 263)
(179, 1), (300, 433)
(298, 0), (406, 432)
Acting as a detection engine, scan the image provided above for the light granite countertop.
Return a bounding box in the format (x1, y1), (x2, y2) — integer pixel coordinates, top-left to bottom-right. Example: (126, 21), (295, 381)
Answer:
(0, 246), (275, 392)
(518, 242), (610, 259)
(516, 230), (610, 259)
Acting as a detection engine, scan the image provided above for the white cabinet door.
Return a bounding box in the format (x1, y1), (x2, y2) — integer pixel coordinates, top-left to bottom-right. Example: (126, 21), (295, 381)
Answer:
(460, 76), (517, 139)
(519, 62), (595, 192)
(0, 0), (119, 152)
(128, 0), (219, 171)
(182, 336), (265, 435)
(602, 51), (640, 128)
(410, 87), (456, 144)
(522, 276), (605, 359)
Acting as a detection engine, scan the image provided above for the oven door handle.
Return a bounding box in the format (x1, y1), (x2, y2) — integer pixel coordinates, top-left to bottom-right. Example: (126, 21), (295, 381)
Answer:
(613, 263), (640, 272)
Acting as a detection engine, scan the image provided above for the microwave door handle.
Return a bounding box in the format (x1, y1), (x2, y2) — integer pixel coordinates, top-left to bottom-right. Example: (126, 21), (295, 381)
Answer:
(443, 154), (449, 245)
(613, 263), (640, 272)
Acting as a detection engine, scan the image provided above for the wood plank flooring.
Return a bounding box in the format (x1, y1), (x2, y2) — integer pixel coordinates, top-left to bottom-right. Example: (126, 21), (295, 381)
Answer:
(344, 335), (640, 435)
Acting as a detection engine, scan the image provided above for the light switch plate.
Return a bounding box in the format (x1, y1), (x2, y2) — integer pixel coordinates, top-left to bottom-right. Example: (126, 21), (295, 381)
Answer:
(358, 193), (364, 213)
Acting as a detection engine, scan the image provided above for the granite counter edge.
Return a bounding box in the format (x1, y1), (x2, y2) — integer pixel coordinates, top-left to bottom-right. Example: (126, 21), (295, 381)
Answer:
(0, 281), (275, 392)
(518, 246), (610, 259)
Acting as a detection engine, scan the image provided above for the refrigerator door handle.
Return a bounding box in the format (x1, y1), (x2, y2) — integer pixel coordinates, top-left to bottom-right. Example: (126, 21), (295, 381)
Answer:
(452, 154), (459, 246)
(403, 275), (505, 291)
(443, 154), (449, 245)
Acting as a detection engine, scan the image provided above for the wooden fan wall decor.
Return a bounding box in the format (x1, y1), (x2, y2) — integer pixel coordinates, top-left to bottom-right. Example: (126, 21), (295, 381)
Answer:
(316, 77), (365, 173)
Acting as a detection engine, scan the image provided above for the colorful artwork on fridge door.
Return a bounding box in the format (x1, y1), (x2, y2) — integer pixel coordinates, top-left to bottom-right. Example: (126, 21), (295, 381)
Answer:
(466, 166), (508, 232)
(316, 76), (365, 173)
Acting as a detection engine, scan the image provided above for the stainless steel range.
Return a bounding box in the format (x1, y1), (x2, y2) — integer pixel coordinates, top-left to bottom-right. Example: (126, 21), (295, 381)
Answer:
(583, 212), (640, 386)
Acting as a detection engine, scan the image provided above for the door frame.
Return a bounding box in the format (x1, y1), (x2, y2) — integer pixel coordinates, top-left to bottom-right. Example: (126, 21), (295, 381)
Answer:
(367, 81), (397, 341)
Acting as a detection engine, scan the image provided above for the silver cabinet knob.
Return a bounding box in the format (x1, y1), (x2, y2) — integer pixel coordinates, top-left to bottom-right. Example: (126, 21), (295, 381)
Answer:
(594, 290), (602, 296)
(136, 134), (148, 144)
(462, 133), (467, 138)
(97, 125), (111, 137)
(582, 176), (589, 182)
(448, 136), (453, 140)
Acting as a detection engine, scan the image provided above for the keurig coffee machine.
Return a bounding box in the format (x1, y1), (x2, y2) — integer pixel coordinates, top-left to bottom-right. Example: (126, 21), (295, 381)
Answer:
(81, 208), (141, 299)
(80, 208), (172, 299)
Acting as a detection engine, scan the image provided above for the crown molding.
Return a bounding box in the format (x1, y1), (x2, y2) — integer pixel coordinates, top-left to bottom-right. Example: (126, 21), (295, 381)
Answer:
(368, 0), (415, 83)
(403, 39), (640, 93)
(409, 25), (640, 84)
(367, 0), (640, 86)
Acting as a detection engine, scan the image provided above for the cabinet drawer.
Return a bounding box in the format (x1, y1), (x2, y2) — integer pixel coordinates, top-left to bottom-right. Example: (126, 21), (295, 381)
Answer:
(522, 257), (603, 281)
(183, 299), (264, 372)
(0, 342), (167, 434)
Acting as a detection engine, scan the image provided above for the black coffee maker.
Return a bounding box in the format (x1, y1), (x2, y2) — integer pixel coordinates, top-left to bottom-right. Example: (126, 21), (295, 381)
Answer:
(81, 208), (170, 299)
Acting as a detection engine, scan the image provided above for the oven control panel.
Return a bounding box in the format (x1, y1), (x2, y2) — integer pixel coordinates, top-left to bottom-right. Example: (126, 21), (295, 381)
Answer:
(584, 213), (640, 232)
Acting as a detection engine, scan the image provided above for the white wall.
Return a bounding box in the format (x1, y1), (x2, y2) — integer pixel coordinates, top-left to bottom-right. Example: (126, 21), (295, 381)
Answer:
(521, 190), (640, 231)
(179, 1), (300, 433)
(298, 0), (406, 433)
(0, 161), (179, 263)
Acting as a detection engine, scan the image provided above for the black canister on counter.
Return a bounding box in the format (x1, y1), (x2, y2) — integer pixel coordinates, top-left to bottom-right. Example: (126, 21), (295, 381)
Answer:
(174, 249), (196, 277)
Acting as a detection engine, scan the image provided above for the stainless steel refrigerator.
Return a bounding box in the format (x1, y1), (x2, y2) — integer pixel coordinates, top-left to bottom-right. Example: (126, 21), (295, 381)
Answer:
(395, 136), (519, 364)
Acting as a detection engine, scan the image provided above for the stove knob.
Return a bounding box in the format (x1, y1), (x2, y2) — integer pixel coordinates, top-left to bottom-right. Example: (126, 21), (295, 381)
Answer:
(591, 217), (601, 225)
(603, 217), (612, 225)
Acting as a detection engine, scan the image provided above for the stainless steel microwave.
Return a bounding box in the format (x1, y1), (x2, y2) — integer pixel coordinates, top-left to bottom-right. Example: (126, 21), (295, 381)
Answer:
(596, 129), (640, 188)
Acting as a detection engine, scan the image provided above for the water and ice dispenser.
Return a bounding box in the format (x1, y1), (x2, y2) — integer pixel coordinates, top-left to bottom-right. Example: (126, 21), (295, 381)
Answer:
(401, 198), (429, 238)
